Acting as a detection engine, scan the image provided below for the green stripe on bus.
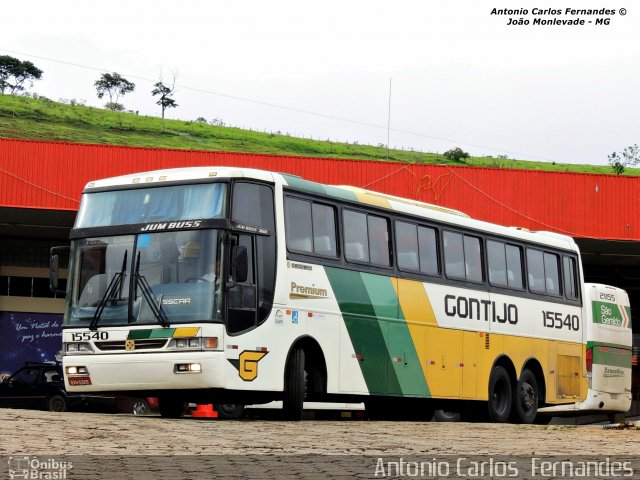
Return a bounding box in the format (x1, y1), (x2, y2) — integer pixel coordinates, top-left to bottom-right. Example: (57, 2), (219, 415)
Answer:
(360, 274), (429, 397)
(591, 301), (627, 328)
(282, 174), (358, 202)
(587, 341), (631, 351)
(128, 328), (175, 340)
(593, 347), (632, 369)
(128, 329), (153, 340)
(325, 268), (400, 395)
(324, 185), (358, 202)
(625, 306), (632, 328)
(149, 329), (175, 339)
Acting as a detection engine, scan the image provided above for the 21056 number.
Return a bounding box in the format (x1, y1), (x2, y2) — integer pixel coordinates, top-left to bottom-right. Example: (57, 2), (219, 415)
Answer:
(542, 311), (580, 331)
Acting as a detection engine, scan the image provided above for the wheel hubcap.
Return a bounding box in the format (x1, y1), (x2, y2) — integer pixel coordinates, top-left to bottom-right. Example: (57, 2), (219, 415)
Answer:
(522, 382), (536, 410)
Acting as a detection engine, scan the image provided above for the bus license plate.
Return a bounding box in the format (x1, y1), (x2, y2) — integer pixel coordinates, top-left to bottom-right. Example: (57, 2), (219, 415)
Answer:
(68, 377), (92, 386)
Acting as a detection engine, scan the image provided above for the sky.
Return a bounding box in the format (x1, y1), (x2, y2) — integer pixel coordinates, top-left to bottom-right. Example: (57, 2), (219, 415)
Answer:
(1, 0), (639, 165)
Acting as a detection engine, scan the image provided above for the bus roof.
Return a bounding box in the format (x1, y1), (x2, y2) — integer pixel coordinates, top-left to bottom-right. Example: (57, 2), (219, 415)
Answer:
(83, 166), (579, 252)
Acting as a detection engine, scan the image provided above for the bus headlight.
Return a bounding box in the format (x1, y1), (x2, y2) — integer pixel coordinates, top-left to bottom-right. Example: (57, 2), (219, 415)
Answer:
(169, 337), (219, 350)
(65, 342), (93, 353)
(174, 363), (202, 373)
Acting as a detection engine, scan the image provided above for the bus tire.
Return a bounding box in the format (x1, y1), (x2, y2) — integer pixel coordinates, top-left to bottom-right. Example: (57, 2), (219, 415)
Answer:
(513, 368), (539, 424)
(488, 366), (512, 423)
(215, 404), (245, 420)
(47, 395), (67, 412)
(283, 347), (305, 421)
(159, 396), (184, 419)
(433, 409), (462, 422)
(365, 398), (385, 420)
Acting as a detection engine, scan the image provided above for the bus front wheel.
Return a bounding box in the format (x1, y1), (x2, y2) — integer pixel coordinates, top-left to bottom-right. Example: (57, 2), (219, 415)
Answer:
(283, 347), (305, 421)
(488, 366), (512, 423)
(513, 368), (539, 424)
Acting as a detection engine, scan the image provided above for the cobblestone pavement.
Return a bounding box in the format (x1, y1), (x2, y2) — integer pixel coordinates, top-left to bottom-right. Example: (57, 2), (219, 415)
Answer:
(1, 409), (639, 479)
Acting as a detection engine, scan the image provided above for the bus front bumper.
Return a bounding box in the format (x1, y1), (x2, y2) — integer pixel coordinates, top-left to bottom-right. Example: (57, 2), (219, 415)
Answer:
(63, 352), (227, 393)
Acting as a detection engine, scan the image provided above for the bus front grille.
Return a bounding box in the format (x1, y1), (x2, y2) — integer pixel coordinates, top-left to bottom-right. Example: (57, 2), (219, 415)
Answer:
(95, 339), (169, 351)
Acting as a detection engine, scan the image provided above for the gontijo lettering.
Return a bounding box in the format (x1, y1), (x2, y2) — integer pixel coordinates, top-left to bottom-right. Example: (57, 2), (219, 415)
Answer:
(444, 294), (518, 325)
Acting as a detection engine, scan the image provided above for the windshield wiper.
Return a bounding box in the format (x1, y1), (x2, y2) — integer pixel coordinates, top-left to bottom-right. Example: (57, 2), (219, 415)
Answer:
(133, 252), (170, 328)
(89, 251), (128, 331)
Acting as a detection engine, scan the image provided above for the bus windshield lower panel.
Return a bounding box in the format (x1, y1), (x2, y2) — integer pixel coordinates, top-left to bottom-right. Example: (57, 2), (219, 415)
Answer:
(67, 230), (224, 327)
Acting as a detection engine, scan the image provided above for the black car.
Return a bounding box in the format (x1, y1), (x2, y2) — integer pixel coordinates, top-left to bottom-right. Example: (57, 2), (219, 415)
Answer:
(0, 361), (73, 412)
(0, 361), (156, 414)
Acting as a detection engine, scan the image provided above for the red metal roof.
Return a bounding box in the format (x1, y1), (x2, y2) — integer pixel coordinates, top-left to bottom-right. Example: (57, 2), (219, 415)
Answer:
(1, 138), (638, 240)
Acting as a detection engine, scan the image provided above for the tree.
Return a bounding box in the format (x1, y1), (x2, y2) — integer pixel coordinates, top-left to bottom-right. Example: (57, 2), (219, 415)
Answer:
(443, 147), (470, 163)
(608, 144), (639, 175)
(0, 55), (43, 94)
(94, 72), (135, 110)
(151, 78), (178, 119)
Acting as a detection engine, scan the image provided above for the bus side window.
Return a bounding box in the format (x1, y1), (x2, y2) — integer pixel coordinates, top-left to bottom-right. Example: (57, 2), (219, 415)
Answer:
(368, 215), (390, 267)
(526, 249), (545, 293)
(417, 226), (439, 275)
(487, 240), (507, 286)
(505, 244), (523, 289)
(444, 231), (465, 279)
(285, 197), (313, 253)
(312, 203), (337, 257)
(463, 235), (483, 282)
(543, 252), (560, 295)
(396, 221), (420, 271)
(344, 210), (369, 263)
(563, 256), (578, 300)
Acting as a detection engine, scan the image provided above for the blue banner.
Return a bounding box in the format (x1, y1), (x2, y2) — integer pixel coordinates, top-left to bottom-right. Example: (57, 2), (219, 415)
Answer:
(0, 311), (63, 377)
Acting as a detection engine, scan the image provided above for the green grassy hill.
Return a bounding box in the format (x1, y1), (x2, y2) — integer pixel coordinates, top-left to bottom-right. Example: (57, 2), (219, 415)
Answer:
(0, 94), (633, 175)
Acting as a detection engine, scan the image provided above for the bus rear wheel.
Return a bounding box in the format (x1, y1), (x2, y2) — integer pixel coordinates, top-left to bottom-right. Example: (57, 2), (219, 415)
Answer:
(513, 368), (539, 424)
(488, 366), (512, 423)
(283, 347), (305, 421)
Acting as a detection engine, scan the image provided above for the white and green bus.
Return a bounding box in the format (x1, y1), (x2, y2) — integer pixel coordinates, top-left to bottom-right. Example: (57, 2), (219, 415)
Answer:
(53, 167), (632, 422)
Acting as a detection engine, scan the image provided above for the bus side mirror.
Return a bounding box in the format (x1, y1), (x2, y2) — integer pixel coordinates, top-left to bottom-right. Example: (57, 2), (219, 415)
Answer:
(49, 246), (69, 295)
(231, 245), (248, 284)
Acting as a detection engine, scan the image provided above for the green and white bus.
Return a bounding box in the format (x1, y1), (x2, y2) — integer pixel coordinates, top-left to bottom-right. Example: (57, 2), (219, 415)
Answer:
(53, 167), (632, 422)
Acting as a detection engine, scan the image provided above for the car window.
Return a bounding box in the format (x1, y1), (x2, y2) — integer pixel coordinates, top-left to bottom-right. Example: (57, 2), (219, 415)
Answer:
(43, 369), (61, 383)
(11, 368), (40, 384)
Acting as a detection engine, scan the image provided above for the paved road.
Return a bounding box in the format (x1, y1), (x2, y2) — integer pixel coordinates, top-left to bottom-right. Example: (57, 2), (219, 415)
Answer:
(2, 409), (639, 479)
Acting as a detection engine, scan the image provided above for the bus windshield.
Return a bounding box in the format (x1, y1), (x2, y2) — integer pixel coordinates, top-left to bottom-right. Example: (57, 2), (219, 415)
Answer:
(75, 183), (227, 228)
(67, 230), (224, 327)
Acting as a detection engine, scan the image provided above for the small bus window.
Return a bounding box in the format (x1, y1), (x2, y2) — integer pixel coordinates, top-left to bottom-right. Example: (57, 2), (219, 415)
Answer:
(527, 249), (545, 293)
(368, 215), (390, 267)
(464, 235), (483, 282)
(444, 231), (465, 279)
(285, 197), (313, 253)
(418, 226), (439, 275)
(505, 244), (523, 289)
(312, 203), (337, 257)
(544, 253), (560, 295)
(563, 256), (578, 300)
(396, 221), (419, 271)
(344, 210), (369, 262)
(487, 240), (507, 286)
